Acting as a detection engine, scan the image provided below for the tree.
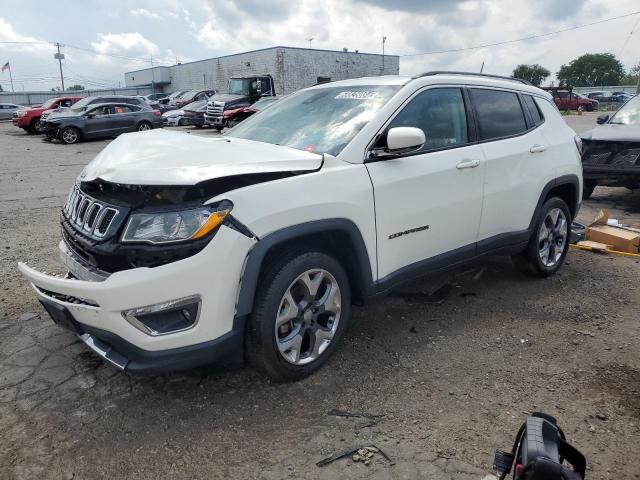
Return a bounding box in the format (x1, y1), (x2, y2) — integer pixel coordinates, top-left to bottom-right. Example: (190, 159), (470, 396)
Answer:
(557, 53), (625, 87)
(512, 64), (550, 86)
(621, 64), (640, 86)
(66, 84), (85, 91)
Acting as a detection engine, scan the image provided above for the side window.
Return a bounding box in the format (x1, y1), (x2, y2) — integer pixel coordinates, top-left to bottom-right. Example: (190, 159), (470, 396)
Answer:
(470, 89), (527, 141)
(386, 88), (469, 153)
(112, 105), (133, 114)
(523, 95), (544, 127)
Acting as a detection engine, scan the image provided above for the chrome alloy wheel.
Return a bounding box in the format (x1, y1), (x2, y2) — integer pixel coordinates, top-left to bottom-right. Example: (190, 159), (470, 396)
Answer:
(538, 207), (568, 267)
(275, 269), (342, 365)
(61, 129), (78, 144)
(137, 122), (151, 131)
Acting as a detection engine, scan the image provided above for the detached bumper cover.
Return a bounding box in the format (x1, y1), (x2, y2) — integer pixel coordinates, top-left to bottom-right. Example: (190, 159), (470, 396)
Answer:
(18, 226), (256, 371)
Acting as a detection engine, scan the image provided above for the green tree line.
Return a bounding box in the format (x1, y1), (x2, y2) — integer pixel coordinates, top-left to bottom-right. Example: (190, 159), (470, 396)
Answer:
(512, 54), (639, 87)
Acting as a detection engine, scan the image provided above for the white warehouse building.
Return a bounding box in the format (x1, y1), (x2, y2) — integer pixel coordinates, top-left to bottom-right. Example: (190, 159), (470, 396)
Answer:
(125, 46), (400, 95)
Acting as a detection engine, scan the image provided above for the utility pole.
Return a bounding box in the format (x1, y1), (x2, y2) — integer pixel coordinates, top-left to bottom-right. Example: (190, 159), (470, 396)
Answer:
(382, 36), (387, 74)
(307, 38), (313, 49)
(150, 54), (155, 93)
(203, 73), (206, 88)
(54, 43), (65, 91)
(637, 67), (640, 94)
(480, 61), (485, 73)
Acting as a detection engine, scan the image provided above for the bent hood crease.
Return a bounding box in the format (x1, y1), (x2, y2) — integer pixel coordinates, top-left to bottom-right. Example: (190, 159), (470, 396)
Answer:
(81, 129), (323, 185)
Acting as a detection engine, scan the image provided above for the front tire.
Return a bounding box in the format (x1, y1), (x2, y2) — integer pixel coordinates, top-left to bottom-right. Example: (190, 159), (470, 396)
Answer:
(246, 250), (351, 382)
(60, 127), (81, 145)
(512, 197), (571, 278)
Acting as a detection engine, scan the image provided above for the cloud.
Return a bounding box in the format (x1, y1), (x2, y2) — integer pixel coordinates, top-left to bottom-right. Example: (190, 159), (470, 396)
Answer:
(354, 0), (469, 13)
(537, 0), (586, 21)
(129, 8), (162, 20)
(90, 32), (159, 58)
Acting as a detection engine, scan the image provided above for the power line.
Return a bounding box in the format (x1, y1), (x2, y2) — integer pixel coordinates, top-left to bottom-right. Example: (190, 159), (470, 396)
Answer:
(402, 10), (640, 57)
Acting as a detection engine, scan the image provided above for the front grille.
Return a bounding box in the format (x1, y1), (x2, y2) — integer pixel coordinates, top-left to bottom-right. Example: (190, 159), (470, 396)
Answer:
(206, 102), (224, 116)
(63, 185), (121, 239)
(583, 147), (640, 169)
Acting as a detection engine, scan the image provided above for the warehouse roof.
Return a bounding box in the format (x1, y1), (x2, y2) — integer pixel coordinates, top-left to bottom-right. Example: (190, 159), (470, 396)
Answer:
(125, 45), (398, 74)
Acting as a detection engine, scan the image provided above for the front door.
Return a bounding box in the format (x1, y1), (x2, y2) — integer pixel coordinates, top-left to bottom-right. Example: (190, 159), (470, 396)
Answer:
(84, 106), (112, 136)
(365, 87), (485, 281)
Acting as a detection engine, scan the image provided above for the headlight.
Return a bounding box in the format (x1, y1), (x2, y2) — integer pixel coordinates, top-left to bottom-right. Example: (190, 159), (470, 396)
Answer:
(121, 203), (232, 244)
(17, 110), (27, 117)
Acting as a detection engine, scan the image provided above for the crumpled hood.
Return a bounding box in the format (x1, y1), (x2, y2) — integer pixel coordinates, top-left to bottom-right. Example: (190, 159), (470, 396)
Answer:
(208, 93), (245, 104)
(81, 129), (323, 185)
(581, 123), (640, 143)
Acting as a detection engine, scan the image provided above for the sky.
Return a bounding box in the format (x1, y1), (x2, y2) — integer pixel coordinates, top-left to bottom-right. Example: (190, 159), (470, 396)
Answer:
(0, 0), (639, 91)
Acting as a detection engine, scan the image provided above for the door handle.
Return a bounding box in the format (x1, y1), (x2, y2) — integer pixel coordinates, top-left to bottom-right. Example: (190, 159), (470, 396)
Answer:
(456, 159), (480, 169)
(530, 144), (547, 153)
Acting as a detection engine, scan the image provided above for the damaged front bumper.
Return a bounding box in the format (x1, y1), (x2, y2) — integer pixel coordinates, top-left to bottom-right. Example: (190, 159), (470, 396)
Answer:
(18, 226), (256, 372)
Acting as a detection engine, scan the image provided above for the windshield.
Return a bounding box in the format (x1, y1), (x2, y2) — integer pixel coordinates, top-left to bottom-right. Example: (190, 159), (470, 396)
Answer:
(609, 95), (640, 125)
(41, 98), (57, 109)
(228, 85), (400, 155)
(71, 97), (96, 112)
(229, 79), (250, 96)
(179, 90), (198, 100)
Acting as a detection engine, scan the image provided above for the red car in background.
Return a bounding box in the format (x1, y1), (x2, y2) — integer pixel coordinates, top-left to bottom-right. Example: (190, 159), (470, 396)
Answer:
(12, 96), (82, 133)
(542, 88), (598, 112)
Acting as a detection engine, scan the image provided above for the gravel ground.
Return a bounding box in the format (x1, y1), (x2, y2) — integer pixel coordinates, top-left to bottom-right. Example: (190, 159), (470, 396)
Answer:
(1, 117), (639, 480)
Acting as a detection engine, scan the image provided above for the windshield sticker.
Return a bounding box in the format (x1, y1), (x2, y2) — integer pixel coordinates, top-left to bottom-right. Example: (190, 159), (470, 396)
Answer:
(335, 91), (379, 100)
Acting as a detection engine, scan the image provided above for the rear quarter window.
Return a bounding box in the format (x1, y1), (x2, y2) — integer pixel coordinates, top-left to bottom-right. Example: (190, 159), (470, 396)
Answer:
(470, 89), (527, 141)
(523, 95), (544, 127)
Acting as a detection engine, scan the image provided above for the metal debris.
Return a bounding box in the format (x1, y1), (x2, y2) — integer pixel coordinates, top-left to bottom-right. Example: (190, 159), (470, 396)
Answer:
(316, 444), (394, 467)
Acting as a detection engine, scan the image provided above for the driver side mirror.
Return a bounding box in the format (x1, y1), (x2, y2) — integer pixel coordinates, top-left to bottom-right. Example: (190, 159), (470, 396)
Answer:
(86, 113), (95, 119)
(596, 114), (609, 125)
(385, 127), (426, 154)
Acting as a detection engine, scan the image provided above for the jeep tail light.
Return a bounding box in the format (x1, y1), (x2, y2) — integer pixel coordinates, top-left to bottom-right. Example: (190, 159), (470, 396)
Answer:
(153, 110), (161, 117)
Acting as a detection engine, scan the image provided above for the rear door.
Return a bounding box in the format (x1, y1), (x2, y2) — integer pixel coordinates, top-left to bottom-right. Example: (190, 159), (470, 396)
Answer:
(471, 88), (549, 251)
(109, 105), (139, 133)
(366, 86), (485, 280)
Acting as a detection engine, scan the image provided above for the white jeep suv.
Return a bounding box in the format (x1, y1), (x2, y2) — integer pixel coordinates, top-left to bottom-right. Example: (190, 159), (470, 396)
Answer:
(19, 72), (582, 381)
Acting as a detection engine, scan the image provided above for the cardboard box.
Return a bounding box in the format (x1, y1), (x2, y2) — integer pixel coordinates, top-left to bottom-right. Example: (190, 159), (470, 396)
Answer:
(586, 225), (640, 253)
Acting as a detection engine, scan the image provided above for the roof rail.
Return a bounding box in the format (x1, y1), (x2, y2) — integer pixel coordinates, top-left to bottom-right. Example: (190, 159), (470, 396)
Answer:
(413, 71), (531, 85)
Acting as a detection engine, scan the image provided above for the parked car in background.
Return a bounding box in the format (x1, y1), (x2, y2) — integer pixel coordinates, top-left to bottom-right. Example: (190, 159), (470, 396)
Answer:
(162, 108), (185, 126)
(145, 93), (169, 102)
(40, 95), (152, 126)
(41, 103), (162, 144)
(0, 103), (25, 120)
(587, 91), (632, 104)
(182, 100), (209, 128)
(580, 94), (640, 198)
(170, 89), (216, 109)
(18, 72), (582, 380)
(204, 75), (276, 131)
(553, 91), (598, 111)
(243, 95), (281, 115)
(158, 91), (186, 107)
(12, 96), (82, 133)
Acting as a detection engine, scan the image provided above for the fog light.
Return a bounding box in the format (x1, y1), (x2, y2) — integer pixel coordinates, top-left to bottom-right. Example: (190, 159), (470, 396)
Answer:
(122, 295), (201, 336)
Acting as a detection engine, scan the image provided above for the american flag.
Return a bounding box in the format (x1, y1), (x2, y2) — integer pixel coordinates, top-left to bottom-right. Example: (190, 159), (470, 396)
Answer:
(1, 61), (9, 72)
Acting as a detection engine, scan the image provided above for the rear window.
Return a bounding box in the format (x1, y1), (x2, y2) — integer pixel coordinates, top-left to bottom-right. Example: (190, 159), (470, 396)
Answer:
(523, 95), (544, 126)
(470, 89), (527, 141)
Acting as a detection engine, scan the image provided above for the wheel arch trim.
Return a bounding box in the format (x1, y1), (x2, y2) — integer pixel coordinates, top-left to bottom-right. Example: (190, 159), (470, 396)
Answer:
(235, 218), (373, 318)
(528, 174), (580, 230)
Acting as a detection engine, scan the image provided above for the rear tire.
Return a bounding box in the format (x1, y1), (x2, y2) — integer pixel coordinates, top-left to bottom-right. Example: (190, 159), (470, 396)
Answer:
(246, 250), (351, 382)
(512, 197), (571, 278)
(177, 118), (186, 126)
(582, 180), (597, 199)
(215, 126), (224, 132)
(136, 121), (152, 131)
(60, 127), (81, 145)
